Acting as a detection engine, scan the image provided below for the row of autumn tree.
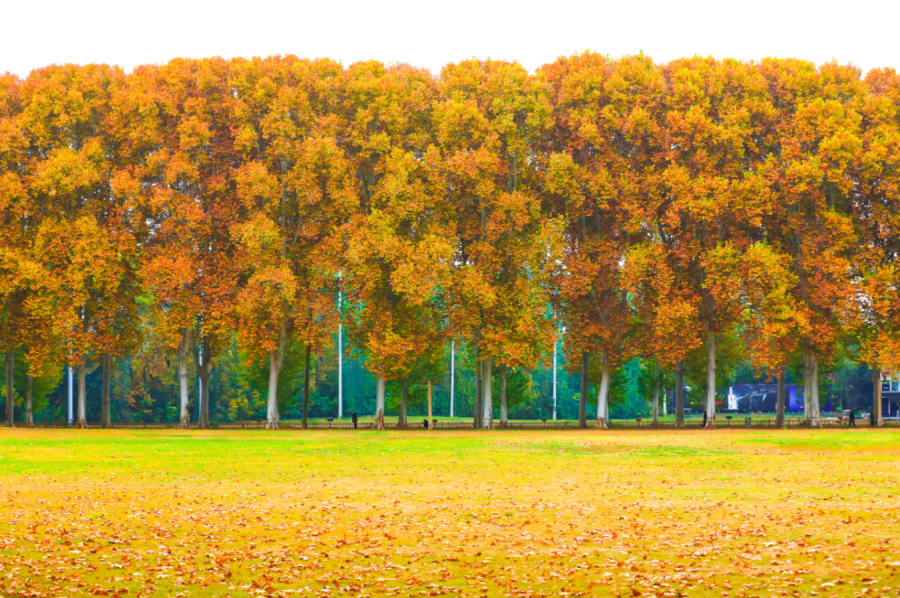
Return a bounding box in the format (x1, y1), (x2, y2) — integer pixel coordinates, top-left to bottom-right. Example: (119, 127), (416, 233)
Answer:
(1, 53), (898, 430)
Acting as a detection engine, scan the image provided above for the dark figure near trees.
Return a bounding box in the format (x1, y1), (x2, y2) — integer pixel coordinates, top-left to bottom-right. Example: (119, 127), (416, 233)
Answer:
(423, 419), (429, 429)
(352, 412), (358, 429)
(849, 410), (856, 427)
(702, 412), (708, 428)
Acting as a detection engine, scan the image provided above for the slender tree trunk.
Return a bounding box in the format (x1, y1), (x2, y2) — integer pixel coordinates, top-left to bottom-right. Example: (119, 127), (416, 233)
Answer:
(499, 365), (508, 427)
(873, 367), (883, 427)
(101, 353), (111, 429)
(579, 351), (589, 428)
(663, 387), (667, 416)
(705, 332), (717, 427)
(25, 373), (33, 426)
(427, 381), (432, 430)
(266, 351), (281, 429)
(596, 353), (609, 429)
(375, 373), (385, 429)
(802, 352), (810, 420)
(652, 378), (660, 425)
(196, 339), (211, 429)
(675, 362), (685, 428)
(482, 355), (493, 429)
(302, 344), (311, 429)
(5, 348), (13, 427)
(399, 378), (409, 427)
(805, 352), (820, 426)
(776, 366), (786, 429)
(77, 358), (87, 428)
(177, 328), (193, 428)
(267, 320), (289, 430)
(474, 349), (482, 428)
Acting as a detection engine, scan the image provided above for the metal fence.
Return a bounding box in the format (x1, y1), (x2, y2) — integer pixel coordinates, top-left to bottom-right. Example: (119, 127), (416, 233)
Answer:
(10, 416), (900, 430)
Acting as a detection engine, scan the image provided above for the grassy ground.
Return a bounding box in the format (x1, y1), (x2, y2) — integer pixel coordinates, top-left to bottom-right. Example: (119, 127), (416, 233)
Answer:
(1, 429), (899, 597)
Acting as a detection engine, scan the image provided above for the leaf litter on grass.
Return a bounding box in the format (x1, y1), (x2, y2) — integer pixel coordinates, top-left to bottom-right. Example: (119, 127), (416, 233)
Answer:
(1, 429), (899, 597)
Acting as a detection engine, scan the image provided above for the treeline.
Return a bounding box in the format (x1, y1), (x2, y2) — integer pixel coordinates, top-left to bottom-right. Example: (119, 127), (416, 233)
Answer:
(0, 54), (898, 429)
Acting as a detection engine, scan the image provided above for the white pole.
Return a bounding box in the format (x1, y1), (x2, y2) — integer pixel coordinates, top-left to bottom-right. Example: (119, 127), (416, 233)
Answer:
(338, 271), (343, 419)
(450, 341), (455, 418)
(552, 339), (557, 420)
(67, 365), (73, 424)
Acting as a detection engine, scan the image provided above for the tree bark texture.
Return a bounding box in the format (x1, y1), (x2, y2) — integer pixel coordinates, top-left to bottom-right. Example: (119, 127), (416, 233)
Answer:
(705, 332), (717, 427)
(579, 351), (589, 429)
(776, 366), (786, 428)
(399, 378), (409, 427)
(302, 344), (311, 429)
(499, 365), (508, 427)
(675, 362), (685, 428)
(375, 374), (385, 429)
(482, 355), (493, 429)
(5, 348), (13, 427)
(77, 358), (87, 428)
(596, 353), (609, 429)
(101, 353), (111, 429)
(177, 328), (193, 428)
(25, 373), (33, 426)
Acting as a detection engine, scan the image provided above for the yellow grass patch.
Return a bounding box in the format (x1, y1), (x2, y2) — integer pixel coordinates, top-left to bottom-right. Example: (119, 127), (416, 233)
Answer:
(1, 429), (899, 597)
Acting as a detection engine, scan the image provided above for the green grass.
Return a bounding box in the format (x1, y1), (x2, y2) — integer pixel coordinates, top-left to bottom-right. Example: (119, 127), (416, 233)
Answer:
(1, 428), (899, 597)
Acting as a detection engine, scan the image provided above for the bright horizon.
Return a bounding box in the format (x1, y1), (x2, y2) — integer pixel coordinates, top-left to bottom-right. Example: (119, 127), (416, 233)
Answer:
(3, 0), (899, 77)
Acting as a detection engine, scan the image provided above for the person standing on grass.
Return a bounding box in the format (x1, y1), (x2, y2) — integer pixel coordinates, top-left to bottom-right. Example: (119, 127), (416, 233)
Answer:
(849, 409), (856, 427)
(352, 412), (358, 429)
(702, 411), (708, 428)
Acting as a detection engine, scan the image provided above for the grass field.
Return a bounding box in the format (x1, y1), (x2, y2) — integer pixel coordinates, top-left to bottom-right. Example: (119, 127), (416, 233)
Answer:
(2, 429), (899, 597)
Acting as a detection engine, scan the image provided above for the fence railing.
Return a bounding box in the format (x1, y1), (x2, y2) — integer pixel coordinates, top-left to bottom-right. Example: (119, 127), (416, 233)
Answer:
(9, 416), (900, 430)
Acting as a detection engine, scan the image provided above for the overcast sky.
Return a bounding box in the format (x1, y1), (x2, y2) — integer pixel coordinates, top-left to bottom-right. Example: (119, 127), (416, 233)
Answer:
(3, 0), (898, 77)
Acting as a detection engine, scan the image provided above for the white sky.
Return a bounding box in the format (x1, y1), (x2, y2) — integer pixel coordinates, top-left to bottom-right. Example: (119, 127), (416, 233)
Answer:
(3, 0), (898, 77)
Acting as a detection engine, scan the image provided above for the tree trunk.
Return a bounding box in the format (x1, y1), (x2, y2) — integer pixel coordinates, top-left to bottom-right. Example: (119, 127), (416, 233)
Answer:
(804, 352), (820, 426)
(5, 348), (13, 427)
(596, 353), (609, 429)
(482, 355), (493, 429)
(474, 352), (482, 429)
(177, 328), (193, 428)
(375, 373), (385, 429)
(776, 366), (786, 429)
(399, 378), (409, 427)
(266, 350), (281, 429)
(77, 358), (87, 428)
(25, 373), (33, 426)
(705, 332), (717, 427)
(427, 381), (433, 430)
(302, 344), (311, 429)
(579, 351), (589, 428)
(195, 339), (211, 429)
(499, 365), (508, 427)
(652, 378), (660, 425)
(101, 353), (111, 429)
(674, 362), (685, 427)
(873, 367), (883, 427)
(663, 387), (667, 416)
(267, 320), (289, 430)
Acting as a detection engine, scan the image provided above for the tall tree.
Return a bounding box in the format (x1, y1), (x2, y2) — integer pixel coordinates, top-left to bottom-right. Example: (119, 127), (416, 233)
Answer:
(437, 59), (559, 429)
(133, 58), (242, 428)
(338, 62), (451, 429)
(230, 56), (351, 428)
(542, 53), (663, 428)
(757, 59), (864, 425)
(847, 67), (900, 425)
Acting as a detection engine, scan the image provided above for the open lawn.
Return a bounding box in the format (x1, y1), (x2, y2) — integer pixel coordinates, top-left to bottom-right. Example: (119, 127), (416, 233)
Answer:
(1, 429), (899, 598)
